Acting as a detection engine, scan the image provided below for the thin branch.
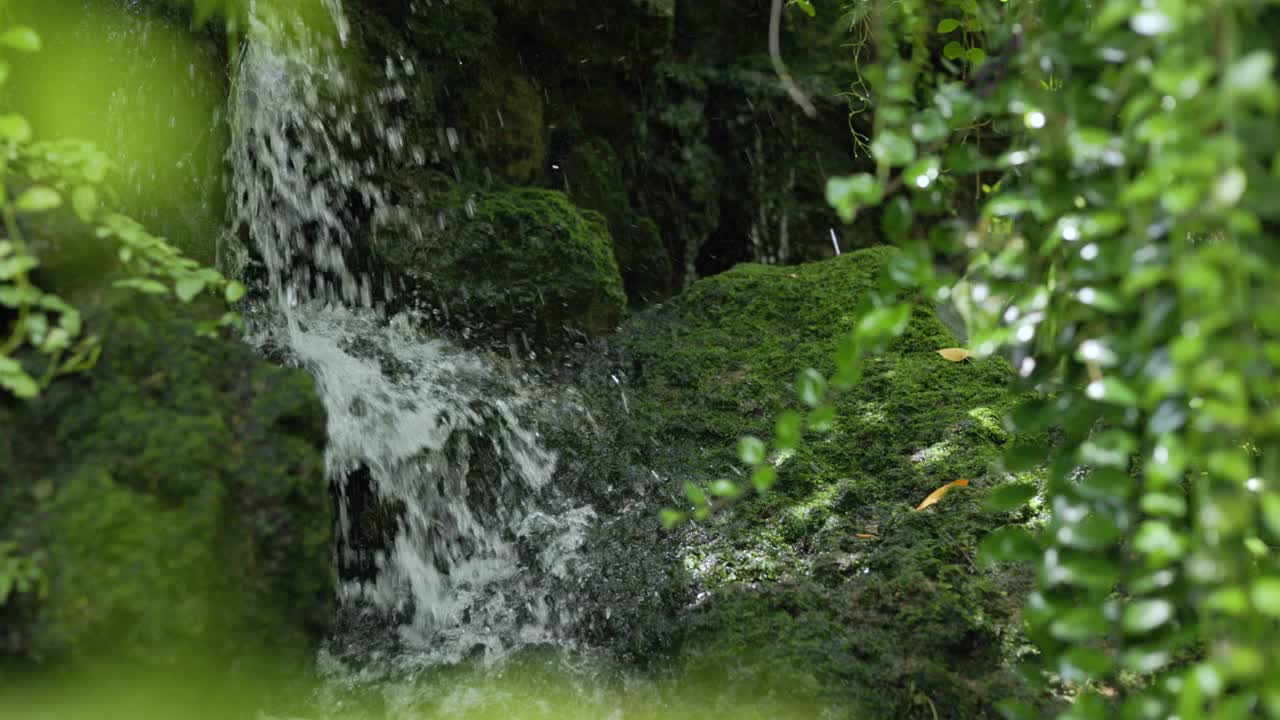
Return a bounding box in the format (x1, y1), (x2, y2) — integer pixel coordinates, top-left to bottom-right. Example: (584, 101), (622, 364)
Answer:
(770, 0), (818, 118)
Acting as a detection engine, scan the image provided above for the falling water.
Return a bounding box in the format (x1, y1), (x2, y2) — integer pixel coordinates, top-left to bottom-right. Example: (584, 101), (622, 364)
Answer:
(225, 0), (597, 671)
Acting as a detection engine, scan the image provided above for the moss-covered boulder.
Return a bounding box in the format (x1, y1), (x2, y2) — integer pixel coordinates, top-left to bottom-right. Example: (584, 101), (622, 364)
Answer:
(0, 300), (331, 668)
(580, 247), (1034, 717)
(385, 185), (628, 352)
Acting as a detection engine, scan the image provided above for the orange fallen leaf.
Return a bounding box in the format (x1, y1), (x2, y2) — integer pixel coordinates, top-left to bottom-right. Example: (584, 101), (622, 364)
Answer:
(855, 533), (878, 539)
(937, 348), (972, 362)
(915, 479), (970, 511)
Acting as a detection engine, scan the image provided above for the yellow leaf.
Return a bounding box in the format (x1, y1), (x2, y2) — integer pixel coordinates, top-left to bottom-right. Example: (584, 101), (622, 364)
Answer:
(855, 533), (878, 539)
(915, 479), (970, 511)
(937, 348), (972, 362)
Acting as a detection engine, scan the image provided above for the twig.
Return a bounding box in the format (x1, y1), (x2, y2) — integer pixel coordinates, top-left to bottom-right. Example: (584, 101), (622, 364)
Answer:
(770, 0), (818, 118)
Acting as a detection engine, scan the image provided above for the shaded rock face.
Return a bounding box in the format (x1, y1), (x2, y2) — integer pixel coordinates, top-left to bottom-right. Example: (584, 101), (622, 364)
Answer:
(345, 0), (872, 323)
(0, 299), (331, 668)
(573, 247), (1035, 717)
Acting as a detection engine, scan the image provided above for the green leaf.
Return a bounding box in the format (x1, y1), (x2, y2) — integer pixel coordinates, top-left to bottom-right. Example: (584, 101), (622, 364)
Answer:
(0, 255), (38, 280)
(1224, 51), (1275, 97)
(905, 156), (941, 190)
(871, 130), (916, 167)
(737, 436), (766, 465)
(0, 285), (40, 307)
(977, 526), (1038, 564)
(1061, 513), (1124, 550)
(175, 276), (207, 303)
(1003, 443), (1049, 472)
(1262, 494), (1280, 538)
(709, 480), (742, 498)
(224, 280), (247, 303)
(796, 368), (826, 408)
(71, 186), (98, 222)
(0, 26), (41, 52)
(1251, 577), (1280, 617)
(0, 367), (39, 399)
(114, 278), (169, 295)
(855, 304), (911, 344)
(0, 114), (31, 144)
(659, 509), (685, 530)
(826, 174), (884, 222)
(774, 411), (803, 450)
(1123, 599), (1174, 634)
(943, 41), (965, 60)
(751, 465), (778, 493)
(1054, 553), (1121, 591)
(965, 47), (987, 64)
(936, 18), (961, 33)
(1086, 377), (1140, 407)
(15, 186), (61, 213)
(787, 0), (816, 17)
(883, 196), (914, 243)
(983, 483), (1037, 512)
(1049, 607), (1111, 641)
(1061, 646), (1113, 681)
(807, 404), (835, 433)
(683, 481), (707, 508)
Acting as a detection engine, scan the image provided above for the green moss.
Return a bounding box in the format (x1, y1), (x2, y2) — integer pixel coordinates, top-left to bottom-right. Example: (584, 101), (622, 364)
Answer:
(459, 59), (546, 183)
(562, 138), (672, 304)
(385, 185), (628, 352)
(0, 299), (331, 667)
(608, 247), (1035, 717)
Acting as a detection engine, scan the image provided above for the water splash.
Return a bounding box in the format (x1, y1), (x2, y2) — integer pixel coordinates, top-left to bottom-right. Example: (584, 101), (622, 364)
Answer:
(227, 0), (595, 670)
(261, 307), (595, 668)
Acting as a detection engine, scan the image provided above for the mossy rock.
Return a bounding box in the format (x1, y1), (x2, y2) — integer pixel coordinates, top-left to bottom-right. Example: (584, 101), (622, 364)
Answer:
(562, 137), (672, 304)
(0, 299), (331, 668)
(459, 58), (547, 183)
(385, 185), (628, 352)
(592, 247), (1035, 716)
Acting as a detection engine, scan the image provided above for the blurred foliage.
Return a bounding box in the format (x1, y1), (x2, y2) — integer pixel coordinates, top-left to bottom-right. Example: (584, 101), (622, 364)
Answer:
(0, 5), (244, 399)
(7, 0), (229, 261)
(695, 0), (1280, 716)
(0, 540), (42, 607)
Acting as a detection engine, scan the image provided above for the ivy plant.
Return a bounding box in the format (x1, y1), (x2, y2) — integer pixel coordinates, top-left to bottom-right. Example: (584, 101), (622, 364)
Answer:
(680, 0), (1280, 717)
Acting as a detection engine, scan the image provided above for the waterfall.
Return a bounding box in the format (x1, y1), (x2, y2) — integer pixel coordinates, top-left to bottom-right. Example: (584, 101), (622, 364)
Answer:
(225, 1), (597, 669)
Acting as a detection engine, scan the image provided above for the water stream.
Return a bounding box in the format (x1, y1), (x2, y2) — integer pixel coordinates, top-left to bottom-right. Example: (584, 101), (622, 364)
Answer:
(226, 0), (600, 683)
